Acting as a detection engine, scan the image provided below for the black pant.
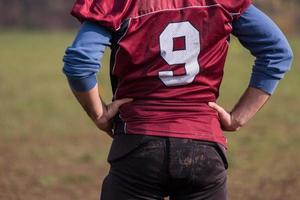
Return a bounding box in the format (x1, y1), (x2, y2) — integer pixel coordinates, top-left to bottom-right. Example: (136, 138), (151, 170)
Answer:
(101, 134), (228, 200)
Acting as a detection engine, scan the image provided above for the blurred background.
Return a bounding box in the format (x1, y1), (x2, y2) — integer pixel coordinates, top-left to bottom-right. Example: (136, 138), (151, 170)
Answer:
(0, 0), (299, 200)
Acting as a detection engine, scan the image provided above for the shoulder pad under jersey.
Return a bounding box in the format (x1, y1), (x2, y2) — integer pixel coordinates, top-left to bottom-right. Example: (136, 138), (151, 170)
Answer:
(216, 0), (252, 19)
(71, 0), (133, 31)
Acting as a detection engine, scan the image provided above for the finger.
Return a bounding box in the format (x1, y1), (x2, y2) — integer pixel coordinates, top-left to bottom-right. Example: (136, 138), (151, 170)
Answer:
(208, 102), (227, 115)
(110, 98), (133, 111)
(107, 98), (133, 117)
(113, 98), (133, 108)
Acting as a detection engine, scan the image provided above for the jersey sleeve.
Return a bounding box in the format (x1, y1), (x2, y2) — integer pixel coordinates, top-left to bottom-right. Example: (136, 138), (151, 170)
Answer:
(219, 0), (252, 19)
(71, 0), (130, 31)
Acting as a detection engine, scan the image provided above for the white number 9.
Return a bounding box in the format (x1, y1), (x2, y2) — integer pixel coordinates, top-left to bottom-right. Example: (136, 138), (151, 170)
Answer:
(159, 21), (201, 86)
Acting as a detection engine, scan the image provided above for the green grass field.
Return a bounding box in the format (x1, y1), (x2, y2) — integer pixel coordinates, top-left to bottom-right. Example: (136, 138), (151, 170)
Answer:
(0, 31), (299, 200)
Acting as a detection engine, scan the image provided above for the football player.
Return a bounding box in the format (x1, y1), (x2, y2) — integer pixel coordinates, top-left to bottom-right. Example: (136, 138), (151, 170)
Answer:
(63, 0), (293, 199)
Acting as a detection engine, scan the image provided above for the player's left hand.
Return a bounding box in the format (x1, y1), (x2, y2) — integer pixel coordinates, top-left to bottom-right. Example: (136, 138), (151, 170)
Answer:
(208, 102), (241, 132)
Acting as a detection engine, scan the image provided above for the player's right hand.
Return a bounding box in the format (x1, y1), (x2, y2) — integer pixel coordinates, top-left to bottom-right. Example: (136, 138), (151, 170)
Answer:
(94, 98), (133, 137)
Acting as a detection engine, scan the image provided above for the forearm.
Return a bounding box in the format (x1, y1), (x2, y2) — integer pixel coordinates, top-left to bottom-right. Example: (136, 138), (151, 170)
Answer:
(209, 87), (270, 131)
(72, 84), (104, 122)
(231, 87), (270, 128)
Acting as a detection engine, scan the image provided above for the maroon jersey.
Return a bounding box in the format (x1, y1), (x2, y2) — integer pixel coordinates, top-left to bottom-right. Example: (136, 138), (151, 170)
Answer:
(72, 0), (252, 147)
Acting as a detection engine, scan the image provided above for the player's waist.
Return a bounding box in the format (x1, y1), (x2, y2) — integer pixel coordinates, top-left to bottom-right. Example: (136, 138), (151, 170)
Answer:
(119, 100), (218, 120)
(113, 113), (226, 147)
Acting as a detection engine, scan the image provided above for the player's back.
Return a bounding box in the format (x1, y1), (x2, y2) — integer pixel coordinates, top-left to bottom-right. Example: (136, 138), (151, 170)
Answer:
(72, 0), (251, 146)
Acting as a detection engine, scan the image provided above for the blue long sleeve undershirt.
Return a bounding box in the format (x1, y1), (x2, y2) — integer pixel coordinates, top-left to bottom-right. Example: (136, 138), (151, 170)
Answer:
(63, 22), (112, 92)
(232, 5), (293, 94)
(63, 5), (293, 94)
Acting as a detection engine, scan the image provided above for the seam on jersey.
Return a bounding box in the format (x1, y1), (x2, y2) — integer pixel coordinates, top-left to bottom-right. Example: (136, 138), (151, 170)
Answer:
(230, 12), (240, 16)
(130, 4), (222, 19)
(116, 4), (239, 31)
(112, 18), (132, 100)
(118, 114), (127, 134)
(227, 22), (233, 29)
(124, 122), (127, 134)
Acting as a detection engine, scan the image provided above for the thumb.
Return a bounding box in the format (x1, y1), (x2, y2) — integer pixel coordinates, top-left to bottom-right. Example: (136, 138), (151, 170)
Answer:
(209, 102), (233, 131)
(208, 102), (227, 115)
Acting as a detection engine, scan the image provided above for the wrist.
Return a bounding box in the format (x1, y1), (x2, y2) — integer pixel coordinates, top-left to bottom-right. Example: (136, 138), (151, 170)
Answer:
(92, 100), (107, 121)
(87, 110), (103, 122)
(230, 111), (247, 129)
(86, 104), (104, 122)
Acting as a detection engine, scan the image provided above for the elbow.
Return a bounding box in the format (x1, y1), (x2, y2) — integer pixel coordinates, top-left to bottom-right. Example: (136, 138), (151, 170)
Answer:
(62, 54), (74, 78)
(278, 38), (294, 73)
(62, 47), (100, 78)
(269, 41), (294, 75)
(277, 45), (293, 74)
(62, 47), (99, 92)
(62, 48), (74, 77)
(284, 45), (294, 72)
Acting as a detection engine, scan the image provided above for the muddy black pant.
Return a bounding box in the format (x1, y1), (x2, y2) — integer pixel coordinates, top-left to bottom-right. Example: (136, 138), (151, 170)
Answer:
(101, 134), (228, 200)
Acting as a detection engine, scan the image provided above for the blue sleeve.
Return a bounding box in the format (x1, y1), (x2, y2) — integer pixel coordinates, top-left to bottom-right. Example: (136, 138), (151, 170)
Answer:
(232, 5), (293, 95)
(63, 21), (112, 92)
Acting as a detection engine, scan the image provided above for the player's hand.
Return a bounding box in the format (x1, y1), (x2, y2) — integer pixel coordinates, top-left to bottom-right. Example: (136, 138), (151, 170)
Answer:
(208, 102), (241, 132)
(94, 98), (133, 137)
